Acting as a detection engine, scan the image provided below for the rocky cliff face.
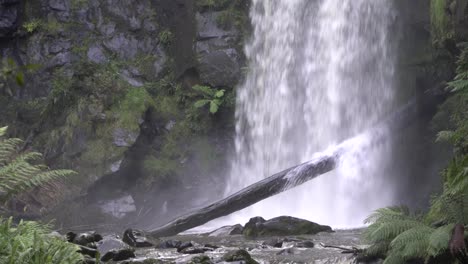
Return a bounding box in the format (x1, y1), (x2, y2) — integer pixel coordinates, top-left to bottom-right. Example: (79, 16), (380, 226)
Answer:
(0, 0), (249, 228)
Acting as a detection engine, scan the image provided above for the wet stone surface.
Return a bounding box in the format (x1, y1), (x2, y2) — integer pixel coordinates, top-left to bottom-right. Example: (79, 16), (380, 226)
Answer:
(128, 229), (376, 264)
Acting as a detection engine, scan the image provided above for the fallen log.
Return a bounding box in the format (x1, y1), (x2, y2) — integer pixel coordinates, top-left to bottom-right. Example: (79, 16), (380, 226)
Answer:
(148, 90), (445, 238)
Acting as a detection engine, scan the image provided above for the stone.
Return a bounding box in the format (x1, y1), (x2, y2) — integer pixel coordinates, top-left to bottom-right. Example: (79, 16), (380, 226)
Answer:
(0, 2), (18, 37)
(121, 70), (144, 87)
(47, 52), (71, 68)
(129, 16), (142, 31)
(67, 231), (103, 246)
(177, 241), (194, 252)
(101, 248), (135, 262)
(98, 194), (137, 219)
(113, 128), (138, 147)
(87, 45), (107, 63)
(295, 240), (315, 248)
(188, 255), (214, 264)
(243, 216), (332, 237)
(104, 33), (139, 59)
(123, 229), (154, 248)
(98, 22), (116, 36)
(198, 50), (240, 87)
(222, 249), (258, 264)
(78, 245), (98, 258)
(110, 160), (122, 173)
(179, 247), (212, 254)
(208, 224), (244, 237)
(158, 240), (182, 249)
(49, 0), (68, 11)
(48, 40), (71, 54)
(196, 12), (236, 39)
(121, 258), (165, 264)
(263, 238), (284, 248)
(97, 235), (128, 255)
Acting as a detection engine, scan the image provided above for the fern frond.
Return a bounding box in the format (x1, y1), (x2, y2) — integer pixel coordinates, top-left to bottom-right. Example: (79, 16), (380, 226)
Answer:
(367, 219), (426, 244)
(366, 241), (390, 257)
(0, 217), (83, 263)
(390, 226), (433, 259)
(382, 252), (405, 264)
(0, 134), (77, 202)
(364, 206), (411, 225)
(427, 224), (454, 257)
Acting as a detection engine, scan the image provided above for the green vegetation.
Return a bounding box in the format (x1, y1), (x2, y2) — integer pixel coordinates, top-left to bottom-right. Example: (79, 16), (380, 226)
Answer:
(430, 0), (452, 43)
(364, 46), (468, 263)
(0, 128), (82, 263)
(0, 218), (83, 264)
(159, 30), (174, 46)
(195, 0), (231, 10)
(193, 85), (226, 114)
(22, 19), (41, 33)
(0, 126), (76, 203)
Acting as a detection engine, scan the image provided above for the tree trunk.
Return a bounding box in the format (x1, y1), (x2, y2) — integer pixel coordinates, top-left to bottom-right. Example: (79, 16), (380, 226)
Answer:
(148, 91), (446, 238)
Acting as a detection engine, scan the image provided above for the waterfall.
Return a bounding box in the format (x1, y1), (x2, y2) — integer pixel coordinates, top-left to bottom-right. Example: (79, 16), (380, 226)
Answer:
(226, 0), (398, 227)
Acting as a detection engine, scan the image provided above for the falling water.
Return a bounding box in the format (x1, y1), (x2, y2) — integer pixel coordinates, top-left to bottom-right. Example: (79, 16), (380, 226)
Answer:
(226, 0), (398, 227)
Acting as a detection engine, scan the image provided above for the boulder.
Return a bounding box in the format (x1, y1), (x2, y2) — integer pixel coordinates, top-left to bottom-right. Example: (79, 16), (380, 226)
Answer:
(123, 229), (154, 248)
(222, 249), (258, 264)
(0, 0), (19, 37)
(208, 224), (243, 237)
(179, 247), (213, 254)
(157, 239), (182, 249)
(243, 216), (332, 237)
(177, 241), (194, 252)
(188, 255), (213, 264)
(198, 50), (240, 87)
(101, 248), (136, 262)
(98, 194), (137, 219)
(67, 231), (103, 246)
(96, 235), (128, 256)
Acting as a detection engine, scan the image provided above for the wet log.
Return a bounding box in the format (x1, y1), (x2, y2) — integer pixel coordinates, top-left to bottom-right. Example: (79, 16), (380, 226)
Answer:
(148, 91), (446, 238)
(148, 151), (338, 238)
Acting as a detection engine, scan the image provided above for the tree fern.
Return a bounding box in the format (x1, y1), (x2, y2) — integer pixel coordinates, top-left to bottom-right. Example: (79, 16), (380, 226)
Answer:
(427, 224), (455, 257)
(0, 217), (83, 264)
(0, 126), (76, 203)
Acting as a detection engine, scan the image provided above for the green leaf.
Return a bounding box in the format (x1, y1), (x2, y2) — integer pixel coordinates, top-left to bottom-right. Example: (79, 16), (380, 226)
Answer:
(215, 89), (225, 98)
(194, 99), (210, 108)
(210, 101), (219, 113)
(0, 127), (7, 137)
(192, 85), (215, 97)
(15, 72), (25, 86)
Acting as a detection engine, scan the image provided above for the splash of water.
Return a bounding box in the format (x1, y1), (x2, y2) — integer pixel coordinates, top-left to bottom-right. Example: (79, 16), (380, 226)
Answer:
(225, 0), (398, 228)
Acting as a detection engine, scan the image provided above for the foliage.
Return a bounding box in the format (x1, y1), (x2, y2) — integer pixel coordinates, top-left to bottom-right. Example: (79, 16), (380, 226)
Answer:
(364, 46), (468, 264)
(0, 126), (76, 203)
(22, 19), (41, 33)
(195, 0), (230, 10)
(430, 0), (452, 42)
(0, 58), (40, 96)
(0, 217), (83, 264)
(193, 85), (226, 114)
(363, 206), (463, 264)
(158, 30), (174, 46)
(436, 47), (468, 154)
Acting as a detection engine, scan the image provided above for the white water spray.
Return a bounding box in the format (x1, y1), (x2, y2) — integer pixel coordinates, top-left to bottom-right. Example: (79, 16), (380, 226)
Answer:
(225, 0), (398, 227)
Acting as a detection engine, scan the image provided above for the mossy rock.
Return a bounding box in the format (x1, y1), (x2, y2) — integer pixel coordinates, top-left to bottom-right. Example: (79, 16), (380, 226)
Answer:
(188, 255), (213, 264)
(242, 216), (332, 238)
(222, 249), (258, 264)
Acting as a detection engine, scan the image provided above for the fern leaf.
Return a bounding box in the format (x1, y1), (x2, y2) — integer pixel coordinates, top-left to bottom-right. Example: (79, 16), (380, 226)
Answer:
(427, 224), (454, 257)
(0, 126), (7, 137)
(390, 226), (433, 259)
